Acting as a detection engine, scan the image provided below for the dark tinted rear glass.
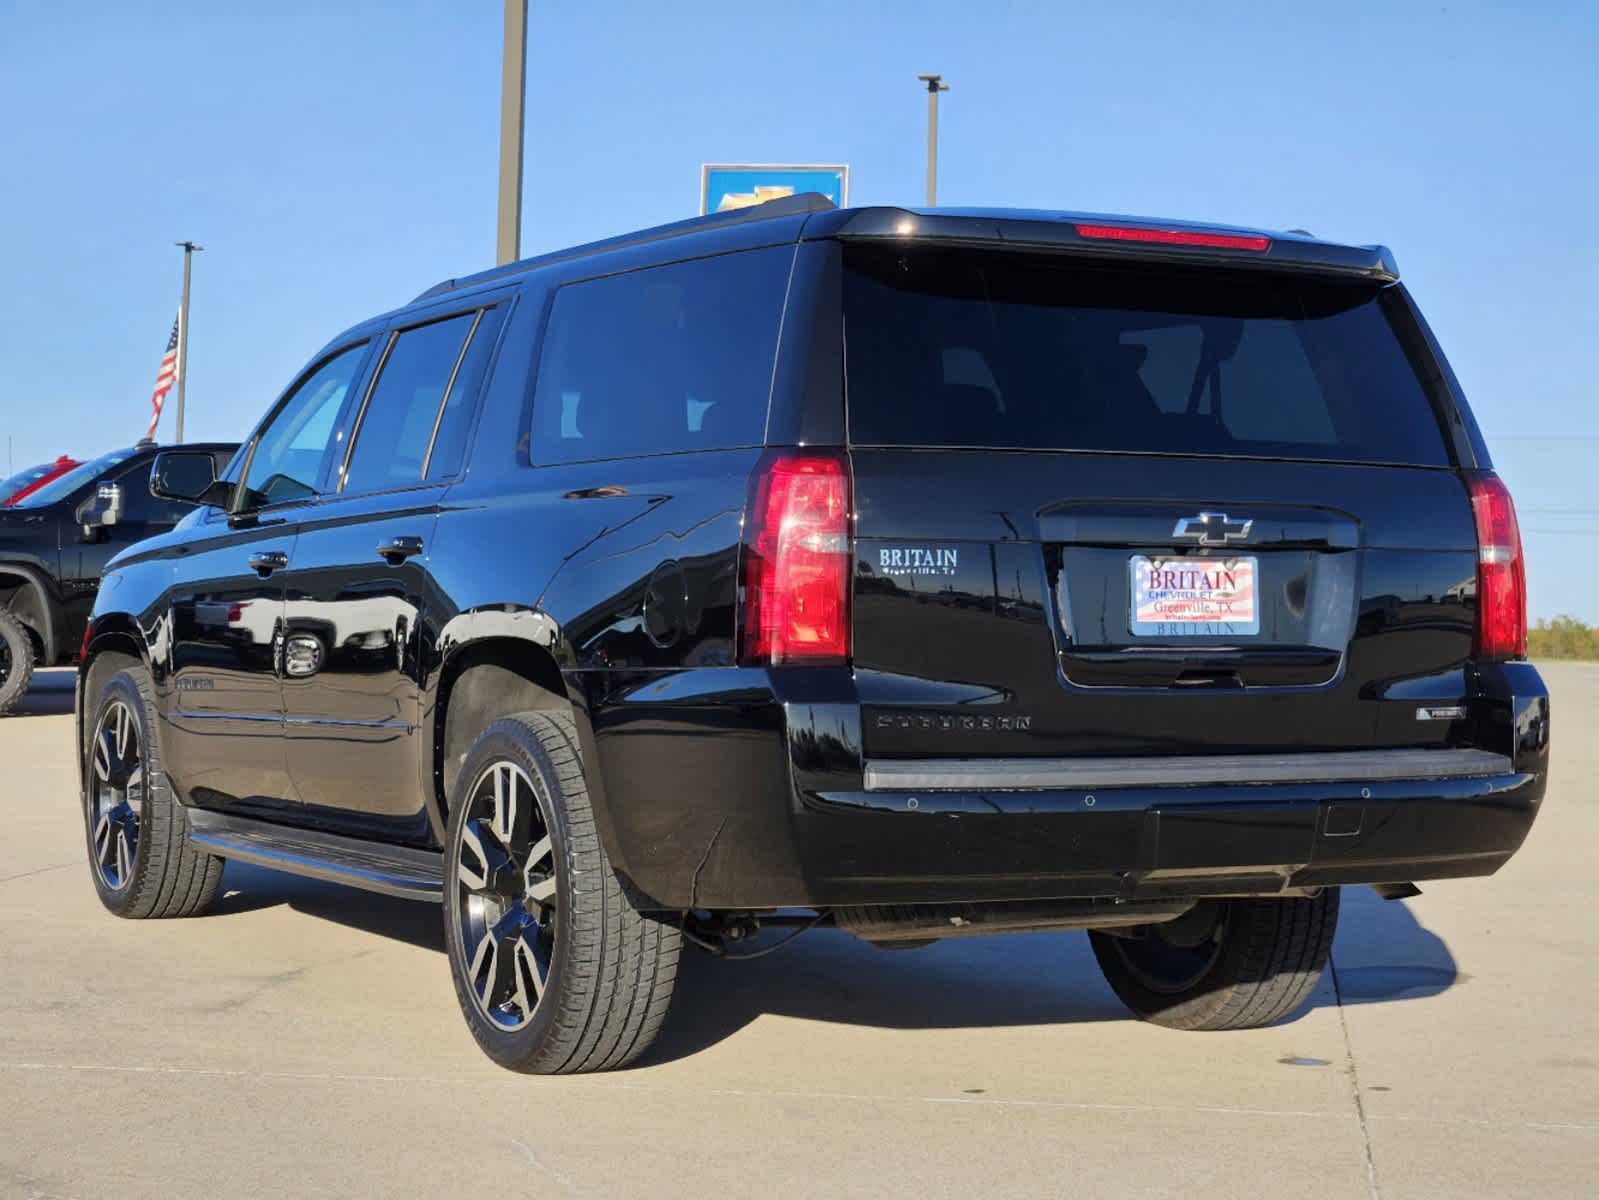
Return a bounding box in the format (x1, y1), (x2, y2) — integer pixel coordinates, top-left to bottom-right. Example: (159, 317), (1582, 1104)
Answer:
(530, 246), (792, 464)
(843, 246), (1451, 466)
(343, 313), (475, 494)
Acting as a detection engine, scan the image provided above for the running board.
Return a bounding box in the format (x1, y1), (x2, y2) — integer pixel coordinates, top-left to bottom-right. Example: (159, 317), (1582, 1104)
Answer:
(187, 809), (444, 902)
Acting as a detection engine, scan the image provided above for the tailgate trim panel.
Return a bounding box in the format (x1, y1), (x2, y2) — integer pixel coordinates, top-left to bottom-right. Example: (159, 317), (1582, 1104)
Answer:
(864, 748), (1513, 792)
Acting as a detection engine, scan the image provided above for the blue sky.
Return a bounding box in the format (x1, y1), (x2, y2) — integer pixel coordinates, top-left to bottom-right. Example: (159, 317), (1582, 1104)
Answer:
(1, 1), (1595, 617)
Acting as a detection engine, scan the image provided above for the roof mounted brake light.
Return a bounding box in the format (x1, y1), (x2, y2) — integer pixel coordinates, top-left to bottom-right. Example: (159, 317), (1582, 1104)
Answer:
(1074, 224), (1270, 253)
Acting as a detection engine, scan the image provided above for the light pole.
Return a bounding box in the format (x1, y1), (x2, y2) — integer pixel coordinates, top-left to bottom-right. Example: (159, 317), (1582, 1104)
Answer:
(497, 0), (528, 265)
(174, 240), (202, 444)
(917, 73), (949, 207)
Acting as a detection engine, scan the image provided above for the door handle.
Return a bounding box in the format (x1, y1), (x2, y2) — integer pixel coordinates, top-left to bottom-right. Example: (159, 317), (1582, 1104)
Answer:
(376, 535), (424, 565)
(247, 550), (289, 577)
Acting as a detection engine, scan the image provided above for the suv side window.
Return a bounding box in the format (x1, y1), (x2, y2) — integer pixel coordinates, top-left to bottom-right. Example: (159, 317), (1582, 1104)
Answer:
(424, 306), (506, 481)
(239, 343), (368, 511)
(110, 460), (184, 524)
(340, 307), (501, 495)
(529, 246), (792, 465)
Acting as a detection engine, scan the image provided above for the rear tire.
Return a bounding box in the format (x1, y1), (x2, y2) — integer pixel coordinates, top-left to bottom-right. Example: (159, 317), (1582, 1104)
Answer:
(1089, 890), (1340, 1031)
(81, 664), (224, 918)
(443, 711), (680, 1073)
(0, 607), (34, 716)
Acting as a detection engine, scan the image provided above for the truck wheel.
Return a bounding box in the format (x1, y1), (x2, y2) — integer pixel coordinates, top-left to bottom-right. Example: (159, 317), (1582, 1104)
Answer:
(0, 607), (34, 716)
(443, 711), (680, 1073)
(1088, 890), (1340, 1031)
(82, 665), (225, 918)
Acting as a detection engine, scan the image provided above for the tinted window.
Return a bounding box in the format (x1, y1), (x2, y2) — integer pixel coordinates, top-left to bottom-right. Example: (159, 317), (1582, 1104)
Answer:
(0, 462), (54, 500)
(342, 313), (478, 494)
(843, 247), (1450, 466)
(426, 307), (505, 480)
(110, 462), (175, 523)
(241, 343), (367, 509)
(12, 448), (135, 509)
(530, 246), (792, 464)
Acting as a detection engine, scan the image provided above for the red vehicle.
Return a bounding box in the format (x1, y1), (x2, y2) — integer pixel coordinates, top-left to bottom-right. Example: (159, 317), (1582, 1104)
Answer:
(1, 456), (80, 507)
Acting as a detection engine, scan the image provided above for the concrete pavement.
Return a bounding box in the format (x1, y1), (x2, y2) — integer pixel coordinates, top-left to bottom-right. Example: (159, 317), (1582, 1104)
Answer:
(1, 664), (1595, 1198)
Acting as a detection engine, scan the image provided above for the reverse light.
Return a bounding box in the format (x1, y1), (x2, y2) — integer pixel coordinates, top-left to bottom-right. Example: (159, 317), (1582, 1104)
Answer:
(1074, 223), (1271, 253)
(1466, 471), (1527, 661)
(740, 450), (852, 666)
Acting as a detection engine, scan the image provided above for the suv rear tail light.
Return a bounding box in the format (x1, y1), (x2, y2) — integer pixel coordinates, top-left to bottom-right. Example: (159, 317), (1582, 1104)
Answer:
(1074, 223), (1270, 252)
(740, 450), (852, 666)
(1466, 471), (1527, 661)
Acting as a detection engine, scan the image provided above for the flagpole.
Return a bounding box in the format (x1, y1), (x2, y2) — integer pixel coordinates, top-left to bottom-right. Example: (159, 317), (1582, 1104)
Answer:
(174, 240), (202, 444)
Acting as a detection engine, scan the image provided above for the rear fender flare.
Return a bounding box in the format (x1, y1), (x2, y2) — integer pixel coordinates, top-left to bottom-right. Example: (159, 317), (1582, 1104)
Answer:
(427, 606), (615, 851)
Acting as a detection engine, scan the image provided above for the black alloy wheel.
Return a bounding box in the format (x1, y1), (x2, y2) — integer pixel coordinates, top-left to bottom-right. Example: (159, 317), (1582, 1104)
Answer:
(1101, 900), (1230, 995)
(454, 759), (558, 1031)
(80, 662), (224, 919)
(1089, 890), (1340, 1031)
(87, 697), (144, 892)
(443, 711), (681, 1073)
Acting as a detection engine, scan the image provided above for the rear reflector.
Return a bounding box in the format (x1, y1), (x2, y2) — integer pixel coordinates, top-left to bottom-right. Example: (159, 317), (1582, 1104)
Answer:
(1466, 471), (1527, 661)
(740, 450), (852, 666)
(1074, 223), (1271, 253)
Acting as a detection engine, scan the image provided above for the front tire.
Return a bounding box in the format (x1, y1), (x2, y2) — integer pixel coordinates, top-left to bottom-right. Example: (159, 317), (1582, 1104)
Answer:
(1089, 890), (1340, 1031)
(0, 607), (35, 716)
(81, 665), (224, 918)
(443, 711), (680, 1073)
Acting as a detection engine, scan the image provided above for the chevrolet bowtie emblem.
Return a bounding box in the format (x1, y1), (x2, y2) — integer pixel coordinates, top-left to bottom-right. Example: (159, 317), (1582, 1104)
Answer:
(1173, 511), (1253, 545)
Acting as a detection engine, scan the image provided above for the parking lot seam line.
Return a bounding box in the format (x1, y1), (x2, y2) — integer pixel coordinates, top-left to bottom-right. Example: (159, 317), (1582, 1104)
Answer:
(4, 1060), (1597, 1133)
(0, 1061), (1372, 1122)
(1330, 953), (1382, 1200)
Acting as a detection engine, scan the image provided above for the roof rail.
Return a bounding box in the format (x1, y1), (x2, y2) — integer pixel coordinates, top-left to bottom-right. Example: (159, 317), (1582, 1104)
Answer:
(413, 191), (836, 303)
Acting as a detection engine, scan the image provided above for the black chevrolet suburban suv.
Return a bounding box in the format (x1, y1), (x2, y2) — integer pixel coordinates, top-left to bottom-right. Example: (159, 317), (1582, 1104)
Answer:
(78, 196), (1548, 1072)
(0, 441), (235, 714)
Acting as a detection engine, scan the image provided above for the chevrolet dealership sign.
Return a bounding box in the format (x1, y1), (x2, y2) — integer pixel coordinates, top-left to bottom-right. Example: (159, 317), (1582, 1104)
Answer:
(700, 164), (849, 215)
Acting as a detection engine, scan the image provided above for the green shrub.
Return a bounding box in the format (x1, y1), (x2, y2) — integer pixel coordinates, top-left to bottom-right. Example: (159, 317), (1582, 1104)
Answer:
(1528, 615), (1599, 660)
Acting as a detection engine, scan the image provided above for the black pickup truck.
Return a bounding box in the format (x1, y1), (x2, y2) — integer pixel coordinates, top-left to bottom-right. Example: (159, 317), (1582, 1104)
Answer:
(78, 198), (1547, 1073)
(0, 441), (235, 713)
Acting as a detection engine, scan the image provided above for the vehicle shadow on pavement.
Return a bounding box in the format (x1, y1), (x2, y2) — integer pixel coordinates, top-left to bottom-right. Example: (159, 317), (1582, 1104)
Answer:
(9, 669), (76, 718)
(213, 861), (447, 953)
(207, 861), (1459, 1065)
(643, 891), (1458, 1063)
(1323, 884), (1462, 1005)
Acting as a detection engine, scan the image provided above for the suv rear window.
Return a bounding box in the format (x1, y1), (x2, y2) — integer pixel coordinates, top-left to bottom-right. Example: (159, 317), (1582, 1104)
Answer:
(530, 246), (792, 464)
(843, 246), (1451, 466)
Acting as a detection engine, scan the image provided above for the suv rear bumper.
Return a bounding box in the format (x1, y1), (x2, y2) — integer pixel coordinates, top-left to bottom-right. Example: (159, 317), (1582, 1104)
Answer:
(806, 770), (1542, 903)
(578, 663), (1549, 910)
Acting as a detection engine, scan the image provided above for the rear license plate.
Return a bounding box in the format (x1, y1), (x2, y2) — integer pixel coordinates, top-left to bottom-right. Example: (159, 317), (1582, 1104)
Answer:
(1130, 556), (1259, 636)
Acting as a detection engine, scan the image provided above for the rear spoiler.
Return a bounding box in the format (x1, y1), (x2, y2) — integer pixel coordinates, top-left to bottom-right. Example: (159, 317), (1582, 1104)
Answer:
(802, 207), (1399, 282)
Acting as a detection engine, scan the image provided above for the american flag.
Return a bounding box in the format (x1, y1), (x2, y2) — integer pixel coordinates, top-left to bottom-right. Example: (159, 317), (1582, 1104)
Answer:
(146, 313), (180, 441)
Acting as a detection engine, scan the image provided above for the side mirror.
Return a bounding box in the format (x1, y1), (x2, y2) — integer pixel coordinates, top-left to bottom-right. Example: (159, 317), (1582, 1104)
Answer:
(151, 450), (232, 508)
(76, 483), (123, 536)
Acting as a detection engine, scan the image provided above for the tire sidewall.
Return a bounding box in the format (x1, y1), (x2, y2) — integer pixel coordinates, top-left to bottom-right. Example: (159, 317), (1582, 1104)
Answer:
(442, 719), (578, 1066)
(82, 669), (159, 916)
(1089, 890), (1340, 1028)
(0, 608), (34, 715)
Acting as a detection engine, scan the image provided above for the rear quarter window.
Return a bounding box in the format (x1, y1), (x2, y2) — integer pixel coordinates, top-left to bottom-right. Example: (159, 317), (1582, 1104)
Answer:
(842, 246), (1452, 467)
(529, 246), (793, 464)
